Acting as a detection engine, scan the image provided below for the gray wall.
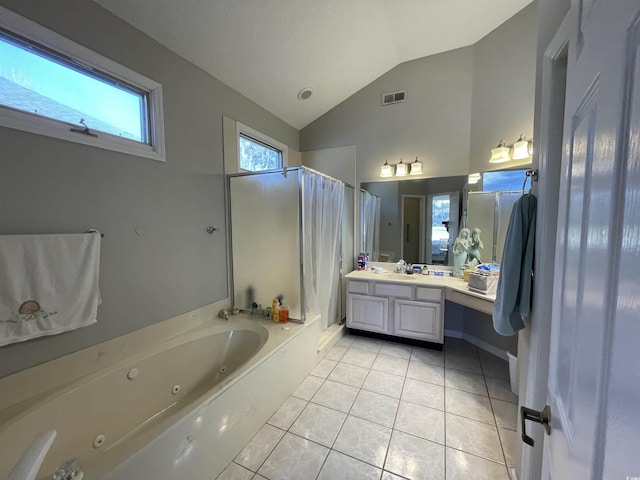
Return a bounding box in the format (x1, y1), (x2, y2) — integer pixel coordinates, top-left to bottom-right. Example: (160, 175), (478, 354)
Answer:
(301, 47), (475, 184)
(469, 3), (538, 174)
(300, 4), (537, 183)
(0, 0), (298, 377)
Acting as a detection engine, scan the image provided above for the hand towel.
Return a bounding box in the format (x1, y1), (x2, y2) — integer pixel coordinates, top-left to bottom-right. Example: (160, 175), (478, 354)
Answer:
(492, 194), (537, 336)
(0, 233), (101, 347)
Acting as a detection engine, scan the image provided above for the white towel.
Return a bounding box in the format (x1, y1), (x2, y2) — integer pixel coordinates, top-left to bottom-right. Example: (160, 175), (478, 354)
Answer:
(0, 233), (101, 347)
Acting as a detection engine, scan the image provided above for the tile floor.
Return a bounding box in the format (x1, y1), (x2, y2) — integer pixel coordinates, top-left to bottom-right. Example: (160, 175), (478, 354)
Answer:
(216, 334), (518, 480)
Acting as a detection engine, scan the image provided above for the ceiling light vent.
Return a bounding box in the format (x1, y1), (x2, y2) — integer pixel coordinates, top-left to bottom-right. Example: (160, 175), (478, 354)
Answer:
(298, 87), (313, 100)
(382, 90), (406, 106)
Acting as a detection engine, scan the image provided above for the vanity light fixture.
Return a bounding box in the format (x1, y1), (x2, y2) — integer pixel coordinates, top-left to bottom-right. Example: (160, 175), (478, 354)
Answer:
(395, 158), (408, 177)
(489, 140), (511, 163)
(380, 160), (394, 178)
(410, 157), (423, 175)
(511, 133), (533, 160)
(468, 173), (481, 184)
(489, 135), (534, 163)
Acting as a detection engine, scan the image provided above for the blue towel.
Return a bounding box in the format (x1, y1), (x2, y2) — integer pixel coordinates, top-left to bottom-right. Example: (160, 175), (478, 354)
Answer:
(492, 194), (537, 335)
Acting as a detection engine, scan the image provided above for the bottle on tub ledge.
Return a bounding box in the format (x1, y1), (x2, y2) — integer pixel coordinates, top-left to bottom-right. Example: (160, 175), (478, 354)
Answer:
(272, 297), (280, 323)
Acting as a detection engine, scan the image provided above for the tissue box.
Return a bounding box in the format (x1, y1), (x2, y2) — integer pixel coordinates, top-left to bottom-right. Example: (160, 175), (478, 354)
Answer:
(468, 271), (499, 295)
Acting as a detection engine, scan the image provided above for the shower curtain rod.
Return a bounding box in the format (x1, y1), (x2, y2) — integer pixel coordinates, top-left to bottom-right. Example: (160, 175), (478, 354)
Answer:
(228, 166), (354, 189)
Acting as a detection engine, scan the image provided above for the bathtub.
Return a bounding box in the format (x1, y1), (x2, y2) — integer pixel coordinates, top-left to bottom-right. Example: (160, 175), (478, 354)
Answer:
(0, 310), (320, 479)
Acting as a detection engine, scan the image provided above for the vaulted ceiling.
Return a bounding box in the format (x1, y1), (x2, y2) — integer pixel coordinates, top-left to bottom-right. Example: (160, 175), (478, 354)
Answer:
(94, 0), (533, 129)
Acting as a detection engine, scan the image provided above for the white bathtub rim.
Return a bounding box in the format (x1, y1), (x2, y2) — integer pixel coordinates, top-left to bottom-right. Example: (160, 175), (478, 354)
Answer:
(2, 314), (318, 479)
(0, 317), (267, 431)
(85, 314), (319, 478)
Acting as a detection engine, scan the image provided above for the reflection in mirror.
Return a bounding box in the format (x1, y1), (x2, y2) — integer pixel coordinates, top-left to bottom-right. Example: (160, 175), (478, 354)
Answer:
(465, 169), (529, 263)
(360, 189), (380, 260)
(361, 176), (467, 265)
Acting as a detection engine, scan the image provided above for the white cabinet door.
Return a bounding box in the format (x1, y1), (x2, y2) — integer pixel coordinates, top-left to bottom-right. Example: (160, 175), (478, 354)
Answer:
(347, 294), (388, 334)
(393, 299), (442, 343)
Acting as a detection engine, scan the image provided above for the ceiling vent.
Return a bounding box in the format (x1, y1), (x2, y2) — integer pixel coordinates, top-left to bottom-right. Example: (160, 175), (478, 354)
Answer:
(381, 90), (407, 106)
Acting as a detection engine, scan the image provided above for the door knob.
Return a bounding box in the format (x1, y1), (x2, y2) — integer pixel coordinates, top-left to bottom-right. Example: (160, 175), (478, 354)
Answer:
(521, 405), (551, 447)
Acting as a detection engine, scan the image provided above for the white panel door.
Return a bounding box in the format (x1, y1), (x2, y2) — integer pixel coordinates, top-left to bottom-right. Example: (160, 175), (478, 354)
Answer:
(536, 2), (640, 478)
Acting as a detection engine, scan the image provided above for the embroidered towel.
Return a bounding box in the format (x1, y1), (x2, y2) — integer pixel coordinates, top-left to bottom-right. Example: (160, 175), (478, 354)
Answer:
(0, 233), (101, 347)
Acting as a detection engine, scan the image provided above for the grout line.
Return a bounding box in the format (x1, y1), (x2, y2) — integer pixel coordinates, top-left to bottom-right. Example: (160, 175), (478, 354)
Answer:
(443, 359), (448, 479)
(227, 336), (512, 480)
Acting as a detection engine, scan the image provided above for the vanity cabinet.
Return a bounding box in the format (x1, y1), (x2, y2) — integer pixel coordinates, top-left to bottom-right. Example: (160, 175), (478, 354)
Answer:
(347, 294), (389, 334)
(346, 279), (444, 343)
(393, 299), (442, 341)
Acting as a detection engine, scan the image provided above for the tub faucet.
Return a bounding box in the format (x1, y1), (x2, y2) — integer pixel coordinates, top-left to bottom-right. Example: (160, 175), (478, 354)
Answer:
(218, 309), (230, 320)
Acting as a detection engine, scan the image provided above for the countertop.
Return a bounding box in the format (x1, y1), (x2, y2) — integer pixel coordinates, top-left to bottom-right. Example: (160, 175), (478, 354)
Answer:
(346, 270), (496, 303)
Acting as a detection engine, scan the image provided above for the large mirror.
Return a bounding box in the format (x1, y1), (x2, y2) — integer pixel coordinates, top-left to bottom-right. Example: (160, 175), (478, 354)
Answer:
(360, 169), (530, 267)
(361, 175), (467, 265)
(466, 168), (530, 264)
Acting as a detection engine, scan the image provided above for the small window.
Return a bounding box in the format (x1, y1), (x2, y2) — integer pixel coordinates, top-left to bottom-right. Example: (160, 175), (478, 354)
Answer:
(237, 123), (287, 172)
(0, 7), (165, 161)
(482, 169), (528, 191)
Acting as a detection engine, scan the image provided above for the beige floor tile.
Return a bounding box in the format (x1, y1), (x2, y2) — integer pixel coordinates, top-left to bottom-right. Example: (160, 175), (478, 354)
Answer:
(362, 370), (405, 398)
(317, 450), (382, 480)
(401, 377), (445, 410)
(311, 379), (359, 413)
(411, 346), (445, 366)
(350, 389), (399, 428)
(258, 432), (329, 480)
(333, 415), (392, 468)
(445, 368), (488, 396)
(394, 401), (445, 445)
(372, 354), (409, 376)
(445, 352), (483, 374)
(328, 362), (370, 388)
(499, 427), (518, 467)
(267, 396), (307, 430)
(234, 424), (285, 471)
(292, 375), (324, 401)
(492, 398), (518, 430)
(289, 403), (346, 447)
(446, 448), (510, 480)
(406, 361), (444, 385)
(446, 413), (504, 464)
(384, 430), (445, 480)
(445, 389), (495, 424)
(485, 377), (518, 403)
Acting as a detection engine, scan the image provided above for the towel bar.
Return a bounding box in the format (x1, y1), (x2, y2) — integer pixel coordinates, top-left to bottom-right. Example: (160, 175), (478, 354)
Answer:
(85, 229), (104, 238)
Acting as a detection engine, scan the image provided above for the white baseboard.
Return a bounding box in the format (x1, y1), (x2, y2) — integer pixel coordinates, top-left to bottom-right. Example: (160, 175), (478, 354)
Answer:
(318, 323), (345, 359)
(444, 329), (508, 360)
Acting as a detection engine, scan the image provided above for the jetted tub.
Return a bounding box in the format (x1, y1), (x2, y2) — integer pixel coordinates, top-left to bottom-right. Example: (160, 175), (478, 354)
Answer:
(0, 313), (319, 479)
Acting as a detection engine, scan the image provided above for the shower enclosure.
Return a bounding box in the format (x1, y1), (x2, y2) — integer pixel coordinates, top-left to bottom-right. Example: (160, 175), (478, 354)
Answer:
(229, 167), (353, 329)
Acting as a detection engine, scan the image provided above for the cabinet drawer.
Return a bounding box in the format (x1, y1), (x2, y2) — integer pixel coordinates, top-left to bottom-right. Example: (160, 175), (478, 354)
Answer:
(415, 286), (443, 302)
(348, 281), (369, 294)
(374, 283), (412, 298)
